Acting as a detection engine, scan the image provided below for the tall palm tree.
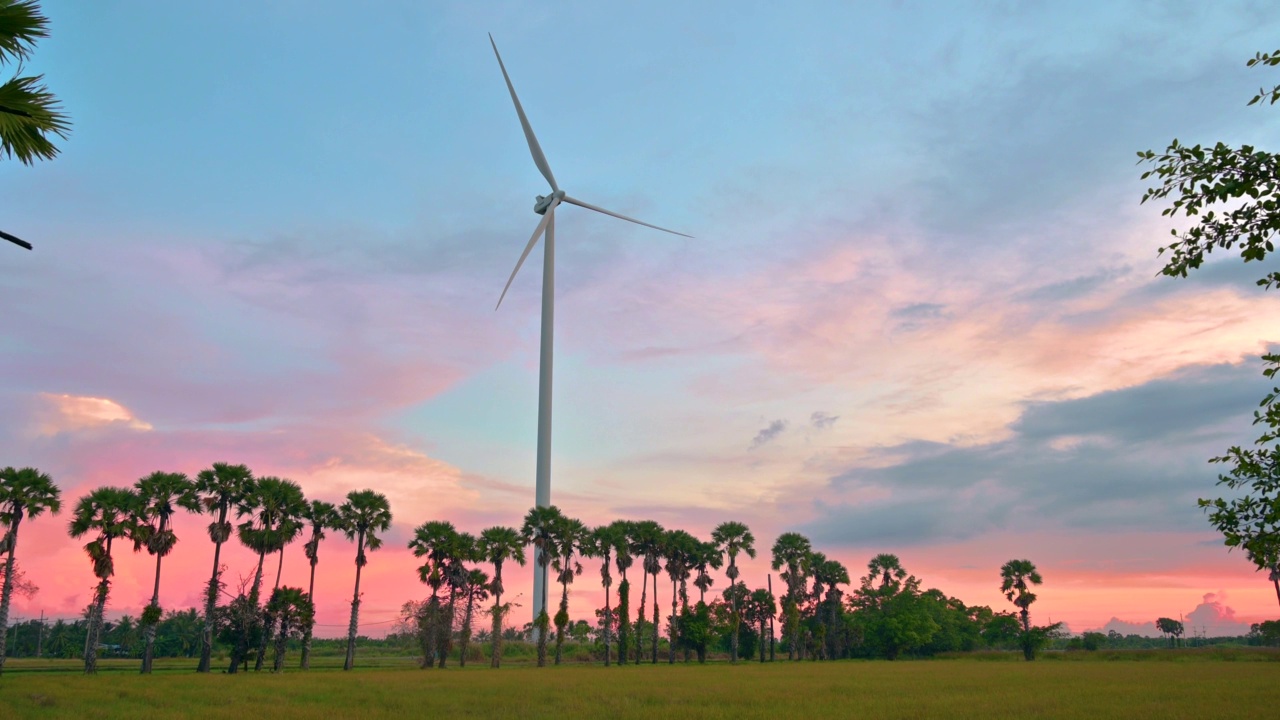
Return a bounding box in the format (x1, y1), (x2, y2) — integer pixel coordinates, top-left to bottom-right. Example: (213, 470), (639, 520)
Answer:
(131, 470), (196, 674)
(770, 532), (812, 660)
(662, 529), (698, 663)
(68, 486), (136, 674)
(551, 516), (586, 665)
(229, 475), (304, 673)
(520, 504), (565, 667)
(457, 567), (489, 668)
(409, 519), (461, 669)
(628, 520), (664, 664)
(811, 555), (849, 660)
(744, 587), (776, 663)
(0, 1), (70, 173)
(254, 478), (306, 671)
(0, 466), (60, 673)
(1000, 558), (1043, 661)
(337, 489), (392, 671)
(586, 524), (619, 666)
(298, 499), (339, 670)
(440, 531), (477, 668)
(711, 520), (755, 665)
(476, 525), (526, 668)
(609, 520), (634, 667)
(192, 461), (255, 672)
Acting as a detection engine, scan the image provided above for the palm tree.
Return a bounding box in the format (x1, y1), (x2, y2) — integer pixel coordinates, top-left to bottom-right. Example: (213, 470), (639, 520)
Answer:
(609, 520), (634, 667)
(476, 525), (526, 668)
(585, 524), (619, 666)
(254, 478), (306, 671)
(628, 519), (665, 664)
(457, 568), (489, 668)
(0, 466), (60, 673)
(691, 540), (723, 605)
(230, 475), (304, 672)
(409, 520), (461, 668)
(810, 555), (849, 660)
(131, 470), (196, 674)
(337, 489), (392, 671)
(662, 530), (699, 663)
(866, 553), (906, 593)
(67, 486), (136, 673)
(192, 461), (255, 673)
(0, 1), (70, 180)
(550, 516), (586, 665)
(1000, 558), (1043, 661)
(298, 499), (339, 670)
(265, 586), (312, 672)
(711, 520), (755, 665)
(746, 588), (776, 663)
(520, 504), (565, 667)
(440, 531), (477, 668)
(770, 532), (812, 660)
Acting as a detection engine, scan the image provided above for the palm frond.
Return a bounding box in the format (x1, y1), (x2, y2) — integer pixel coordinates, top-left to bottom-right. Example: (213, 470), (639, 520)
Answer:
(0, 73), (69, 164)
(0, 1), (48, 66)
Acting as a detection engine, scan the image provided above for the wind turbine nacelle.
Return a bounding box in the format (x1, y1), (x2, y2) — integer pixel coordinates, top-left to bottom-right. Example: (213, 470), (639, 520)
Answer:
(534, 190), (565, 215)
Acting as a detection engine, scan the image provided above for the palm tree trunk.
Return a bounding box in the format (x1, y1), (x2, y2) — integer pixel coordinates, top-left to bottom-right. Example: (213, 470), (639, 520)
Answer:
(729, 566), (739, 665)
(767, 574), (776, 662)
(273, 613), (288, 672)
(254, 549), (284, 672)
(651, 570), (660, 664)
(463, 591), (478, 666)
(490, 561), (504, 669)
(439, 588), (458, 668)
(84, 537), (113, 675)
(0, 516), (22, 674)
(554, 578), (569, 666)
(301, 559), (318, 669)
(668, 579), (678, 664)
(1273, 577), (1279, 608)
(535, 563), (549, 667)
(198, 506), (228, 673)
(141, 545), (163, 674)
(343, 535), (365, 671)
(602, 579), (612, 667)
(230, 550), (266, 673)
(635, 571), (647, 665)
(758, 614), (766, 663)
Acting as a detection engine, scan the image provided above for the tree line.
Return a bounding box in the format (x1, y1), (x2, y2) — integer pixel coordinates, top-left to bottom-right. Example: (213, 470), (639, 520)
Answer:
(1, 464), (1069, 675)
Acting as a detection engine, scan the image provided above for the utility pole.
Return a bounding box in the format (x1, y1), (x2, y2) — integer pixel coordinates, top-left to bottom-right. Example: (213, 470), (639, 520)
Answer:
(36, 610), (44, 658)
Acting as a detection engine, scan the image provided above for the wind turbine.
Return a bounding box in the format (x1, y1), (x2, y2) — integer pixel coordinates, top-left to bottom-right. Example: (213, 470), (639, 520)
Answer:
(488, 34), (690, 627)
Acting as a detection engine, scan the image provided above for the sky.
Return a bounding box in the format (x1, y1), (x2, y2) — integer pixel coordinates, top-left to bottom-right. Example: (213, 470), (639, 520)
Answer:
(3, 0), (1280, 638)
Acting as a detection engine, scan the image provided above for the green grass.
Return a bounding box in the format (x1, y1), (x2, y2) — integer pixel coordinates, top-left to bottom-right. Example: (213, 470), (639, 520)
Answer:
(2, 659), (1277, 719)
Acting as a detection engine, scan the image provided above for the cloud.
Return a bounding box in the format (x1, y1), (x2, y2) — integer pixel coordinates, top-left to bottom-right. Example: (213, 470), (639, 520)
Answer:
(811, 411), (839, 430)
(749, 419), (788, 450)
(33, 393), (153, 435)
(1085, 590), (1254, 637)
(801, 359), (1270, 548)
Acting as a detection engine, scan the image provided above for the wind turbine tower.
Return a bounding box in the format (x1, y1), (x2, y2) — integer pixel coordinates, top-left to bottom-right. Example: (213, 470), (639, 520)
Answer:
(488, 35), (690, 627)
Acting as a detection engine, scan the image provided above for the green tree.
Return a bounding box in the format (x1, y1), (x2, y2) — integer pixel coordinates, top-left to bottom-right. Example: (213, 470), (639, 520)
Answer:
(585, 524), (620, 666)
(1155, 617), (1185, 648)
(550, 516), (587, 665)
(68, 486), (136, 673)
(1, 1), (71, 250)
(770, 532), (812, 660)
(1138, 51), (1280, 606)
(298, 499), (339, 670)
(691, 540), (723, 605)
(265, 586), (312, 672)
(999, 559), (1043, 661)
(866, 553), (907, 594)
(0, 466), (59, 673)
(192, 461), (255, 672)
(811, 555), (850, 659)
(229, 475), (305, 673)
(520, 504), (564, 667)
(410, 519), (461, 669)
(711, 520), (756, 665)
(337, 489), (392, 671)
(131, 470), (196, 674)
(476, 525), (526, 668)
(662, 529), (698, 663)
(610, 519), (634, 666)
(628, 519), (665, 664)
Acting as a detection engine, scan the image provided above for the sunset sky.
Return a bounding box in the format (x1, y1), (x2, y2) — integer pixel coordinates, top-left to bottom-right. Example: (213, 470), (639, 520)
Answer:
(3, 1), (1280, 638)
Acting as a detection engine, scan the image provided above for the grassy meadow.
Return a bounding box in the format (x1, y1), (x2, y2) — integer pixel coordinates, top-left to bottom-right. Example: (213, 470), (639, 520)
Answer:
(2, 657), (1278, 719)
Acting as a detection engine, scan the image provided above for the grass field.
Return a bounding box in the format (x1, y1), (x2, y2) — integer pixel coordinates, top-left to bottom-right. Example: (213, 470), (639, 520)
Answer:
(2, 658), (1277, 719)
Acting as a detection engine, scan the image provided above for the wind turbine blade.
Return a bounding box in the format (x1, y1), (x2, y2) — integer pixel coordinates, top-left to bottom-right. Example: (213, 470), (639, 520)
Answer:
(561, 195), (692, 238)
(0, 229), (33, 250)
(489, 34), (559, 193)
(496, 198), (561, 310)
